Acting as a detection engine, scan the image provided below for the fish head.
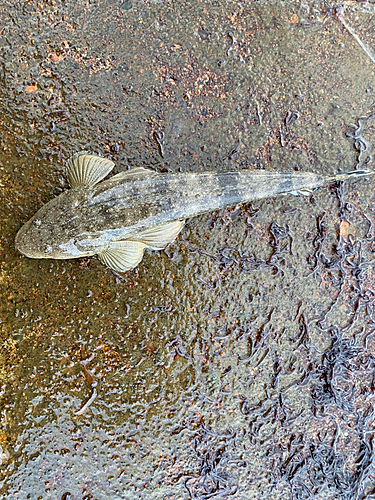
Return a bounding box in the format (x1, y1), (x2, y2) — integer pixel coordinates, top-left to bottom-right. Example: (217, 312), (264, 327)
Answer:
(15, 188), (96, 260)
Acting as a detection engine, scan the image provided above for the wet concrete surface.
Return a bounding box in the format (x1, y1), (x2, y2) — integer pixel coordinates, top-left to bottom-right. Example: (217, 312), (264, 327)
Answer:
(1, 0), (375, 498)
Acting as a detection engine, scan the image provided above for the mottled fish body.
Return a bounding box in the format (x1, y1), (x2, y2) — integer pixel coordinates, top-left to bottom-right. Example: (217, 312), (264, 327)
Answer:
(15, 153), (372, 272)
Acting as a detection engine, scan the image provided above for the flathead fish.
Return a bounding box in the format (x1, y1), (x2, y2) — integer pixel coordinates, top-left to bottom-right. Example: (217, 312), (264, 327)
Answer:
(15, 152), (372, 272)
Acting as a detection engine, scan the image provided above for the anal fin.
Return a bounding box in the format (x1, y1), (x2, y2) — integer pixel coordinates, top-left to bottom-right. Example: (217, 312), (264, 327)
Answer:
(130, 220), (185, 250)
(290, 189), (313, 197)
(98, 220), (185, 273)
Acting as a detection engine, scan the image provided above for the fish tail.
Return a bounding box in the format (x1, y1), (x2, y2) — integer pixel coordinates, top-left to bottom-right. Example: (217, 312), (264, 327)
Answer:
(332, 169), (374, 181)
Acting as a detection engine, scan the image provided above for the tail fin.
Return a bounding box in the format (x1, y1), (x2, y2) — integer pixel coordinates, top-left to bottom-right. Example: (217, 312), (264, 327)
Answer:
(333, 169), (373, 181)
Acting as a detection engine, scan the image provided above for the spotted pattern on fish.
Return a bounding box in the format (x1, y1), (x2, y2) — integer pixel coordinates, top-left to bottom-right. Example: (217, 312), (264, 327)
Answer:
(14, 152), (372, 272)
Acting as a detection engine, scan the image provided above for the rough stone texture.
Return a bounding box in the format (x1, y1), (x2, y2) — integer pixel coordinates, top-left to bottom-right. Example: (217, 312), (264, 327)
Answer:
(1, 0), (375, 498)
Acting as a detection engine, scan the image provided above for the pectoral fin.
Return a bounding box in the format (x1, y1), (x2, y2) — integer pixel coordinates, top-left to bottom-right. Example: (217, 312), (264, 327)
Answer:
(98, 240), (146, 273)
(66, 152), (115, 188)
(130, 220), (185, 250)
(98, 221), (185, 273)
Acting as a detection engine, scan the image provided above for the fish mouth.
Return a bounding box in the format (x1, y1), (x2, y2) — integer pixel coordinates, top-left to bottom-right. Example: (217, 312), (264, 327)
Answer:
(15, 222), (92, 260)
(15, 222), (35, 258)
(14, 220), (47, 259)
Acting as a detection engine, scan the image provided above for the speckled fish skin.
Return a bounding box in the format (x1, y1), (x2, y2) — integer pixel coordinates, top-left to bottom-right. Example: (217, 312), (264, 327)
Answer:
(14, 154), (371, 269)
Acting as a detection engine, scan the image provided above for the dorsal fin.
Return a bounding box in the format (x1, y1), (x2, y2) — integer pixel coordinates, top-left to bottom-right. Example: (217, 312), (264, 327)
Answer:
(109, 167), (157, 183)
(66, 152), (115, 188)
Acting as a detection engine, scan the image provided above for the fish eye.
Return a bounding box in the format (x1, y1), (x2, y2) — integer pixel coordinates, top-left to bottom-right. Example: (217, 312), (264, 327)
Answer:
(33, 219), (42, 228)
(44, 246), (52, 254)
(71, 199), (81, 208)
